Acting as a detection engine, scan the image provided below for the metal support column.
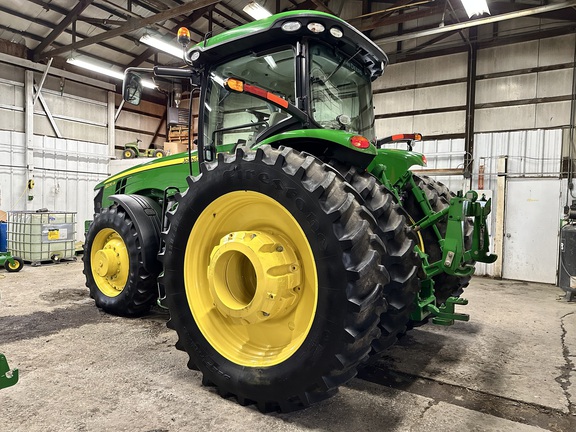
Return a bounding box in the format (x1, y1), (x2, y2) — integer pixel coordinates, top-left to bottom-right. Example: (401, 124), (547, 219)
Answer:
(107, 91), (116, 159)
(24, 70), (35, 210)
(464, 27), (478, 182)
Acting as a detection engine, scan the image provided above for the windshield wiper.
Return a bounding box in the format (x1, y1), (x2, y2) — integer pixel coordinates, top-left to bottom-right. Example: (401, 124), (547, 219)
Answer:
(324, 48), (362, 83)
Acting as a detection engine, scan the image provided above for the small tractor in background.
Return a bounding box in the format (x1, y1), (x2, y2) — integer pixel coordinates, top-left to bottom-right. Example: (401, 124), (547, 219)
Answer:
(0, 252), (23, 272)
(122, 139), (166, 159)
(83, 11), (496, 412)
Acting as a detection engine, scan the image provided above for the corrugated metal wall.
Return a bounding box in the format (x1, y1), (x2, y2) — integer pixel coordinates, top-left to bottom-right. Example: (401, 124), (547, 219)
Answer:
(0, 131), (109, 243)
(0, 61), (113, 245)
(375, 33), (575, 136)
(387, 129), (564, 277)
(471, 129), (564, 277)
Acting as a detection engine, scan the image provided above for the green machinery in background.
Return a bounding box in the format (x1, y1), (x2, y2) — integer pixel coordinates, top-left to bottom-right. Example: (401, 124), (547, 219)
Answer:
(83, 11), (496, 412)
(122, 139), (166, 159)
(0, 354), (18, 389)
(0, 253), (23, 272)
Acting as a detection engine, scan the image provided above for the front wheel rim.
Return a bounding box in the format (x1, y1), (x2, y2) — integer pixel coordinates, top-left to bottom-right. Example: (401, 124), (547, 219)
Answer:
(184, 191), (317, 367)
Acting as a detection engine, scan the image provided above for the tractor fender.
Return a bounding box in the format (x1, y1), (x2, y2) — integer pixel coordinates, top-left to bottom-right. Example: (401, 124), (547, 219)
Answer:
(368, 148), (427, 185)
(258, 129), (378, 170)
(109, 194), (162, 273)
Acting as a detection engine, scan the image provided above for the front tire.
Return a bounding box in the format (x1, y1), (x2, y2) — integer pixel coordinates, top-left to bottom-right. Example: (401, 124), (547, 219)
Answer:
(83, 206), (158, 316)
(160, 146), (387, 412)
(5, 256), (24, 272)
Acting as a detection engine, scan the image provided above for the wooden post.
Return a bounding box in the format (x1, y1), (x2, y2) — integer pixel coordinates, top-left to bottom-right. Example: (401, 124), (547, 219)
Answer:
(493, 156), (507, 278)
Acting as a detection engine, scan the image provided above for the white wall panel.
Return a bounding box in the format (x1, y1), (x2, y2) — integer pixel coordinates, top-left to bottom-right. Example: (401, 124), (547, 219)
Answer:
(538, 34), (576, 66)
(374, 89), (415, 114)
(413, 111), (466, 135)
(0, 78), (24, 133)
(536, 69), (574, 98)
(476, 74), (537, 104)
(477, 41), (539, 75)
(374, 61), (416, 90)
(535, 101), (572, 129)
(475, 105), (536, 132)
(414, 53), (467, 83)
(414, 83), (467, 109)
(375, 116), (414, 139)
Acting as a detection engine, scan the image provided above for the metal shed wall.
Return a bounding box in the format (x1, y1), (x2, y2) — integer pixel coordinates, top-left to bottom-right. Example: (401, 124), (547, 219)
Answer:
(0, 131), (109, 244)
(374, 33), (575, 138)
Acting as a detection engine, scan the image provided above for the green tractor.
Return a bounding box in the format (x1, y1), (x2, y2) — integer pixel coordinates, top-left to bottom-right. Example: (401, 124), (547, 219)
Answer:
(83, 10), (496, 412)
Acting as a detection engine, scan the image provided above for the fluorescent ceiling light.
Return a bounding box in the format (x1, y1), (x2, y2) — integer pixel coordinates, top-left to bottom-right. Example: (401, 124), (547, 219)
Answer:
(140, 34), (183, 59)
(67, 57), (124, 80)
(460, 0), (490, 18)
(243, 1), (272, 20)
(67, 57), (156, 89)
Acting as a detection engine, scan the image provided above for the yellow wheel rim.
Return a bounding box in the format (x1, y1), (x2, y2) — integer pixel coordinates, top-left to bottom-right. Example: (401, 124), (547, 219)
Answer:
(184, 191), (318, 367)
(7, 261), (20, 270)
(91, 228), (129, 297)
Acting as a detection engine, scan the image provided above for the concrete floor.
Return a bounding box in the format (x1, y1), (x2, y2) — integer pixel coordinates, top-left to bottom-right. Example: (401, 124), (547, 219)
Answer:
(1, 260), (575, 432)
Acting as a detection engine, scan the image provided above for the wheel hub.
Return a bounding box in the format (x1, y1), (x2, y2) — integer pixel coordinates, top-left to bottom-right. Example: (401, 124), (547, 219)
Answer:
(208, 230), (302, 324)
(94, 248), (119, 277)
(91, 228), (128, 297)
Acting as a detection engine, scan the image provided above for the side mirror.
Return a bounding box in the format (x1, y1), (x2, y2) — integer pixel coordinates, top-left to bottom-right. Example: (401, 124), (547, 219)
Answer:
(123, 71), (143, 105)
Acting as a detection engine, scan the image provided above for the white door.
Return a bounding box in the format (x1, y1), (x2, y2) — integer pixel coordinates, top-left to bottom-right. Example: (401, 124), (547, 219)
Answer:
(502, 178), (562, 283)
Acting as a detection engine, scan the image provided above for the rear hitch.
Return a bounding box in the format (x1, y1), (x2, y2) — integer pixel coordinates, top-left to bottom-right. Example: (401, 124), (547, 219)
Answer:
(410, 279), (470, 326)
(427, 297), (470, 326)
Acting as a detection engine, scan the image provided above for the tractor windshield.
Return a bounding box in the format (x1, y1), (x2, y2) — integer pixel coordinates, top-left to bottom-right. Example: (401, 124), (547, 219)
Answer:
(309, 42), (375, 141)
(203, 47), (295, 147)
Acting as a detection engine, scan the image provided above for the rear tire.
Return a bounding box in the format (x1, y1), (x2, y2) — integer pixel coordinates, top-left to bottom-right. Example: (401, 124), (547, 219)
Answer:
(329, 162), (420, 355)
(83, 206), (158, 316)
(402, 175), (474, 305)
(160, 146), (387, 412)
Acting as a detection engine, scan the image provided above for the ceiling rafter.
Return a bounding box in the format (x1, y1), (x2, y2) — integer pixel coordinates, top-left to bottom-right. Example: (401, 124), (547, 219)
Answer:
(357, 4), (444, 31)
(40, 0), (221, 60)
(23, 0), (145, 58)
(0, 4), (138, 61)
(309, 0), (335, 14)
(33, 0), (95, 60)
(218, 2), (252, 22)
(127, 3), (216, 68)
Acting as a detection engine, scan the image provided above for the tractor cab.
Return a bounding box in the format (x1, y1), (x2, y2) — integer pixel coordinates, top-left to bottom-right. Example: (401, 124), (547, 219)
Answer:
(124, 11), (386, 166)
